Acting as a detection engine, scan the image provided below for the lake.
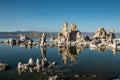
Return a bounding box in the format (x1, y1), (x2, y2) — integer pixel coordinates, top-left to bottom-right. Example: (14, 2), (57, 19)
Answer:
(0, 38), (120, 80)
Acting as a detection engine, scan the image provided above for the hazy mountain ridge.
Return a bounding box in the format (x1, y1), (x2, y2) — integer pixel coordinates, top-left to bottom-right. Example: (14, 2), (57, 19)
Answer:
(0, 31), (120, 38)
(0, 31), (58, 38)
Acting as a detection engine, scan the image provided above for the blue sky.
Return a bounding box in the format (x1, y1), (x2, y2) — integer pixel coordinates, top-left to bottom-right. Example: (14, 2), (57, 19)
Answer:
(0, 0), (120, 32)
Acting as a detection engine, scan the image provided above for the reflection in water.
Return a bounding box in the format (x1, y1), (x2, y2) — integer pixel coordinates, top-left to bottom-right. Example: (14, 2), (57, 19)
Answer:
(91, 45), (118, 55)
(2, 41), (120, 65)
(17, 47), (55, 74)
(2, 42), (15, 48)
(40, 47), (47, 60)
(2, 42), (34, 49)
(2, 38), (119, 56)
(97, 46), (106, 53)
(1, 41), (120, 79)
(28, 44), (32, 49)
(20, 43), (27, 48)
(58, 45), (85, 64)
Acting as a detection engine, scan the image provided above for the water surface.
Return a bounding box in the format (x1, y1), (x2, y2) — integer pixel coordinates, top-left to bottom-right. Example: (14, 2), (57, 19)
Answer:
(0, 38), (120, 80)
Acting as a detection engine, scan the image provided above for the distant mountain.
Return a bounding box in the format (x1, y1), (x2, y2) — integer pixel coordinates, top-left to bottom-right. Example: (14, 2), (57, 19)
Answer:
(0, 31), (120, 38)
(0, 31), (58, 38)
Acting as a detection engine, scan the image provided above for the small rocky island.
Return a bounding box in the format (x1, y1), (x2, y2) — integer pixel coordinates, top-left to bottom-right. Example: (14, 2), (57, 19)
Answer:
(50, 22), (120, 52)
(57, 22), (85, 46)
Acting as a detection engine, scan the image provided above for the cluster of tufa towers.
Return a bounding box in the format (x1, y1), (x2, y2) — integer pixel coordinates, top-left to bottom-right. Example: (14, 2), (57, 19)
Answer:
(58, 22), (116, 44)
(58, 22), (84, 44)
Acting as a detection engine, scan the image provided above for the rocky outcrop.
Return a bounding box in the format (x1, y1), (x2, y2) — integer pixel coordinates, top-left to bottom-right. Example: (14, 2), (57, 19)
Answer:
(17, 58), (55, 74)
(58, 22), (85, 45)
(40, 33), (47, 47)
(93, 27), (116, 40)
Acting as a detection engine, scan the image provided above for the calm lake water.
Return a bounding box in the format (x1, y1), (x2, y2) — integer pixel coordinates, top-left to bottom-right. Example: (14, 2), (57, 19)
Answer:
(0, 38), (120, 80)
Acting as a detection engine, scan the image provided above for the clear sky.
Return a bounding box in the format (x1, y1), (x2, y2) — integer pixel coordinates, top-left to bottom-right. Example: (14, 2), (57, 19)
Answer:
(0, 0), (120, 32)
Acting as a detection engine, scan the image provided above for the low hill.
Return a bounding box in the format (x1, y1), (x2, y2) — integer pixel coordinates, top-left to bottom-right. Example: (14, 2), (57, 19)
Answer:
(0, 31), (119, 38)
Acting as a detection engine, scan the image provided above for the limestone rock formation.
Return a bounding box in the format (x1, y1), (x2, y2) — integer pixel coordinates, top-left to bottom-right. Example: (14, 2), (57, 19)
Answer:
(19, 34), (28, 42)
(50, 37), (57, 47)
(58, 22), (84, 45)
(19, 34), (33, 45)
(94, 27), (106, 39)
(94, 27), (116, 41)
(69, 23), (78, 32)
(76, 31), (85, 42)
(40, 33), (46, 46)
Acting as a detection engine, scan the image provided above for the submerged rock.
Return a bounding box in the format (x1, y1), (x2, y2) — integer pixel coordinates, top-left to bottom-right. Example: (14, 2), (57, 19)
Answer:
(0, 61), (9, 71)
(17, 58), (55, 74)
(113, 79), (120, 80)
(82, 75), (86, 77)
(91, 75), (97, 78)
(48, 75), (58, 80)
(74, 74), (79, 78)
(113, 76), (120, 80)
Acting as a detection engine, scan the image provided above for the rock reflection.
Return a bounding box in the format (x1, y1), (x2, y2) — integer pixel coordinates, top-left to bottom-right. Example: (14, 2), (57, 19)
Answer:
(97, 46), (106, 53)
(17, 46), (55, 74)
(40, 47), (47, 60)
(89, 44), (118, 55)
(19, 43), (27, 48)
(2, 38), (120, 56)
(58, 45), (85, 64)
